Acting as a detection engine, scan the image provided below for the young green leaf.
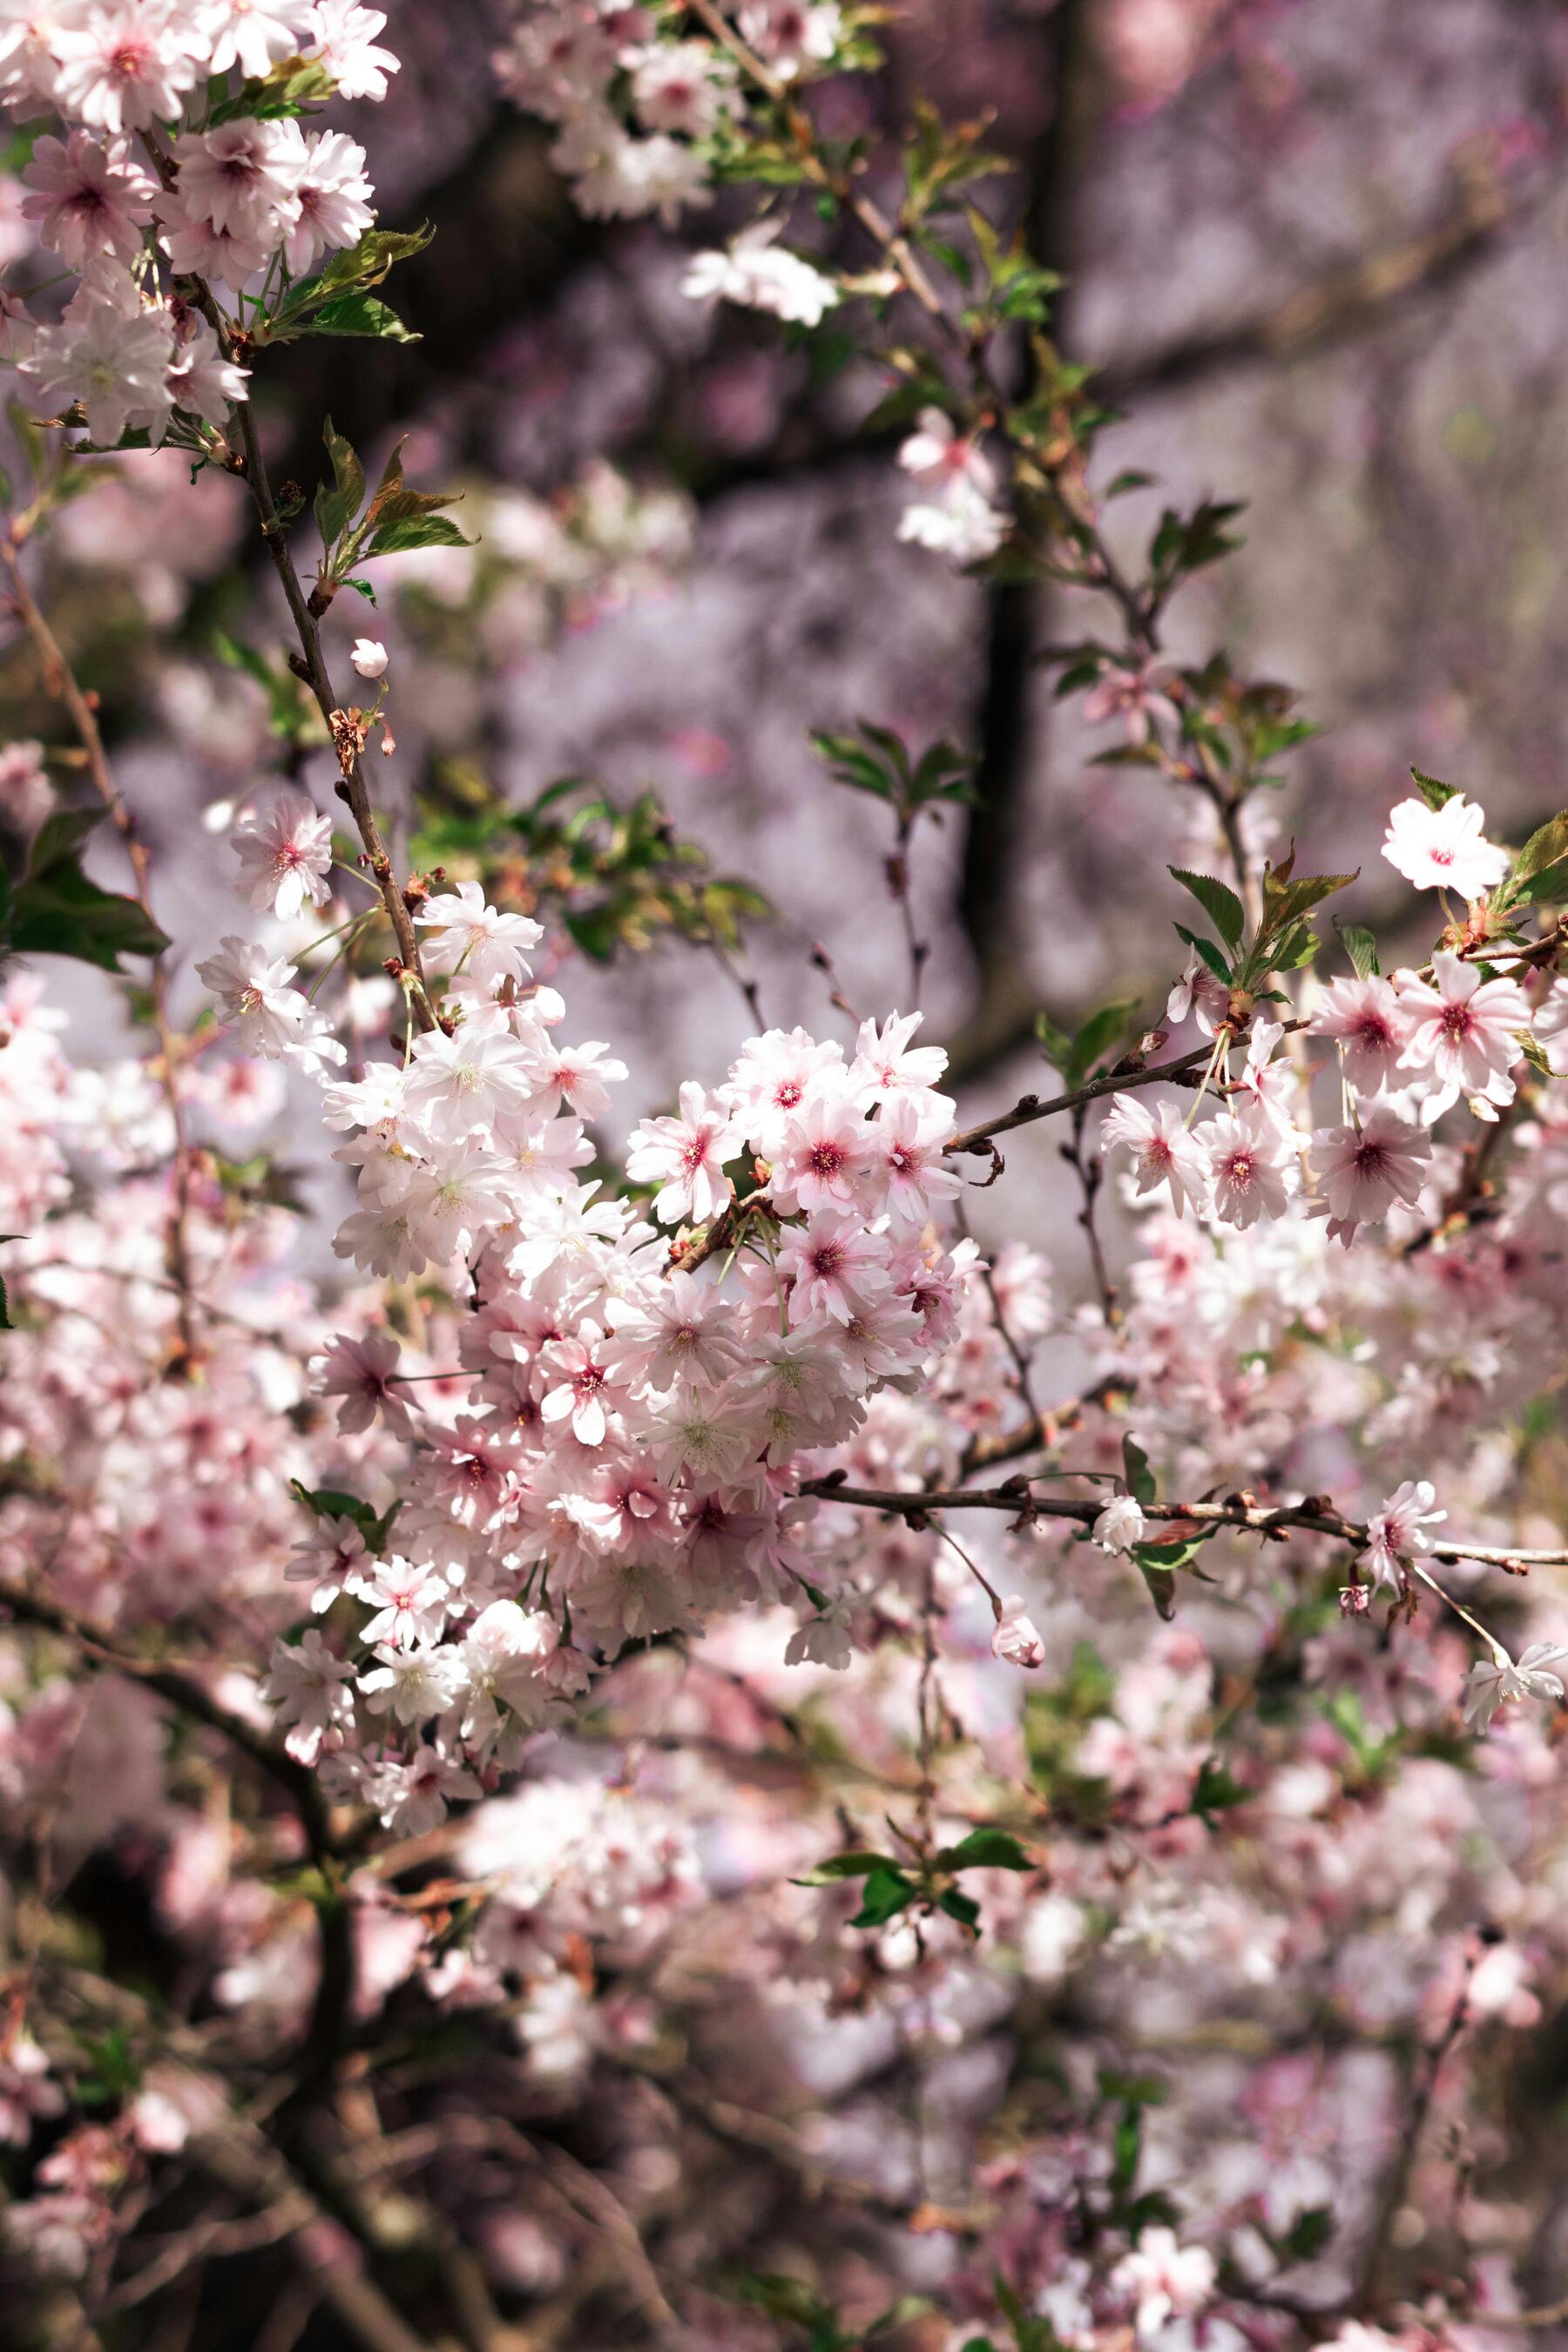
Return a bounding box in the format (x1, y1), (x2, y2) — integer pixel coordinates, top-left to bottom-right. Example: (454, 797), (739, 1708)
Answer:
(314, 415), (365, 550)
(933, 1827), (1034, 1872)
(1409, 766), (1458, 812)
(848, 1865), (917, 1928)
(1504, 810), (1568, 906)
(366, 512), (473, 558)
(793, 1851), (898, 1883)
(1169, 866), (1244, 952)
(1333, 918), (1379, 978)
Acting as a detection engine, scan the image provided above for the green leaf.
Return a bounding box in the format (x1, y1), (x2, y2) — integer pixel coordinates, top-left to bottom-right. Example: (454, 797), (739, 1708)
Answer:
(315, 414), (365, 550)
(938, 1886), (982, 1930)
(210, 53), (336, 123)
(933, 1828), (1034, 1872)
(1334, 918), (1379, 979)
(367, 512), (473, 557)
(1112, 2100), (1144, 2197)
(9, 844), (170, 971)
(288, 1478), (381, 1537)
(1169, 866), (1244, 951)
(1098, 2069), (1169, 2106)
(27, 805), (107, 876)
(1192, 1756), (1246, 1820)
(1034, 1009), (1073, 1074)
(1260, 868), (1357, 930)
(1505, 811), (1568, 904)
(794, 1850), (897, 1883)
(308, 288), (420, 342)
(264, 222), (434, 340)
(1121, 1434), (1156, 1506)
(810, 729), (896, 801)
(1137, 1563), (1176, 1621)
(1281, 2207), (1334, 2263)
(1173, 923), (1232, 986)
(1132, 1527), (1216, 1573)
(1067, 996), (1140, 1088)
(909, 736), (981, 808)
(1409, 766), (1458, 811)
(848, 1866), (917, 1928)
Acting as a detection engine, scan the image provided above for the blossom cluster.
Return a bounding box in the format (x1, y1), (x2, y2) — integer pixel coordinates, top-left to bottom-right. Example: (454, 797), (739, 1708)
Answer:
(494, 0), (847, 224)
(3, 10), (1568, 2335)
(0, 0), (397, 446)
(214, 835), (983, 1826)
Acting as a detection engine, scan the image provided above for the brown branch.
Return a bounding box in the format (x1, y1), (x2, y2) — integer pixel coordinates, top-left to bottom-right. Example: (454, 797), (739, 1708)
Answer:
(797, 1477), (1566, 1571)
(944, 1028), (1243, 1157)
(0, 1575), (359, 2120)
(0, 1576), (340, 1857)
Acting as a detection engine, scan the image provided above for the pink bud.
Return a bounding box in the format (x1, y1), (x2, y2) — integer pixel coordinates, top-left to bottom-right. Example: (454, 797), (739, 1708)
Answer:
(991, 1595), (1045, 1670)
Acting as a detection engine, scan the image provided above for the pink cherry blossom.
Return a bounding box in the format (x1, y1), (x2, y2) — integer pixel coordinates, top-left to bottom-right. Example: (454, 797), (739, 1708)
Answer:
(1310, 1103), (1432, 1242)
(229, 788), (335, 921)
(1396, 950), (1531, 1120)
(625, 1080), (738, 1226)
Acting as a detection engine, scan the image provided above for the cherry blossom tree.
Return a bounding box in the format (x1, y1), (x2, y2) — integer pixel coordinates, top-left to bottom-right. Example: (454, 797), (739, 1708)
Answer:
(0, 6), (1566, 2351)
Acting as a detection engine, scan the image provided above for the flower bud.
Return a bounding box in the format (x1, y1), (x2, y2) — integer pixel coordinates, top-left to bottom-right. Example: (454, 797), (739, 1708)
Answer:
(991, 1596), (1045, 1670)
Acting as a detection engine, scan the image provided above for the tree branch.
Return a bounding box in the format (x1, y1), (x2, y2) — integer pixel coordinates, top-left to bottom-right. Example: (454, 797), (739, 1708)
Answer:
(798, 1476), (1566, 1571)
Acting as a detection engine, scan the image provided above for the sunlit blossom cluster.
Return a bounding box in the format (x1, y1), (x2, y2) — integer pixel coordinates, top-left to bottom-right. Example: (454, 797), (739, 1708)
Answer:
(0, 0), (396, 446)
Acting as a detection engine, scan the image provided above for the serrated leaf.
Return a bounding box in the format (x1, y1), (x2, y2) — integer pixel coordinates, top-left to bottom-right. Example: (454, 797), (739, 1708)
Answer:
(1261, 868), (1357, 929)
(367, 513), (473, 557)
(264, 222), (434, 341)
(1410, 766), (1457, 811)
(1334, 918), (1379, 978)
(315, 414), (365, 549)
(1507, 811), (1568, 896)
(1517, 1029), (1554, 1078)
(1173, 923), (1232, 985)
(308, 289), (420, 342)
(1170, 865), (1244, 951)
